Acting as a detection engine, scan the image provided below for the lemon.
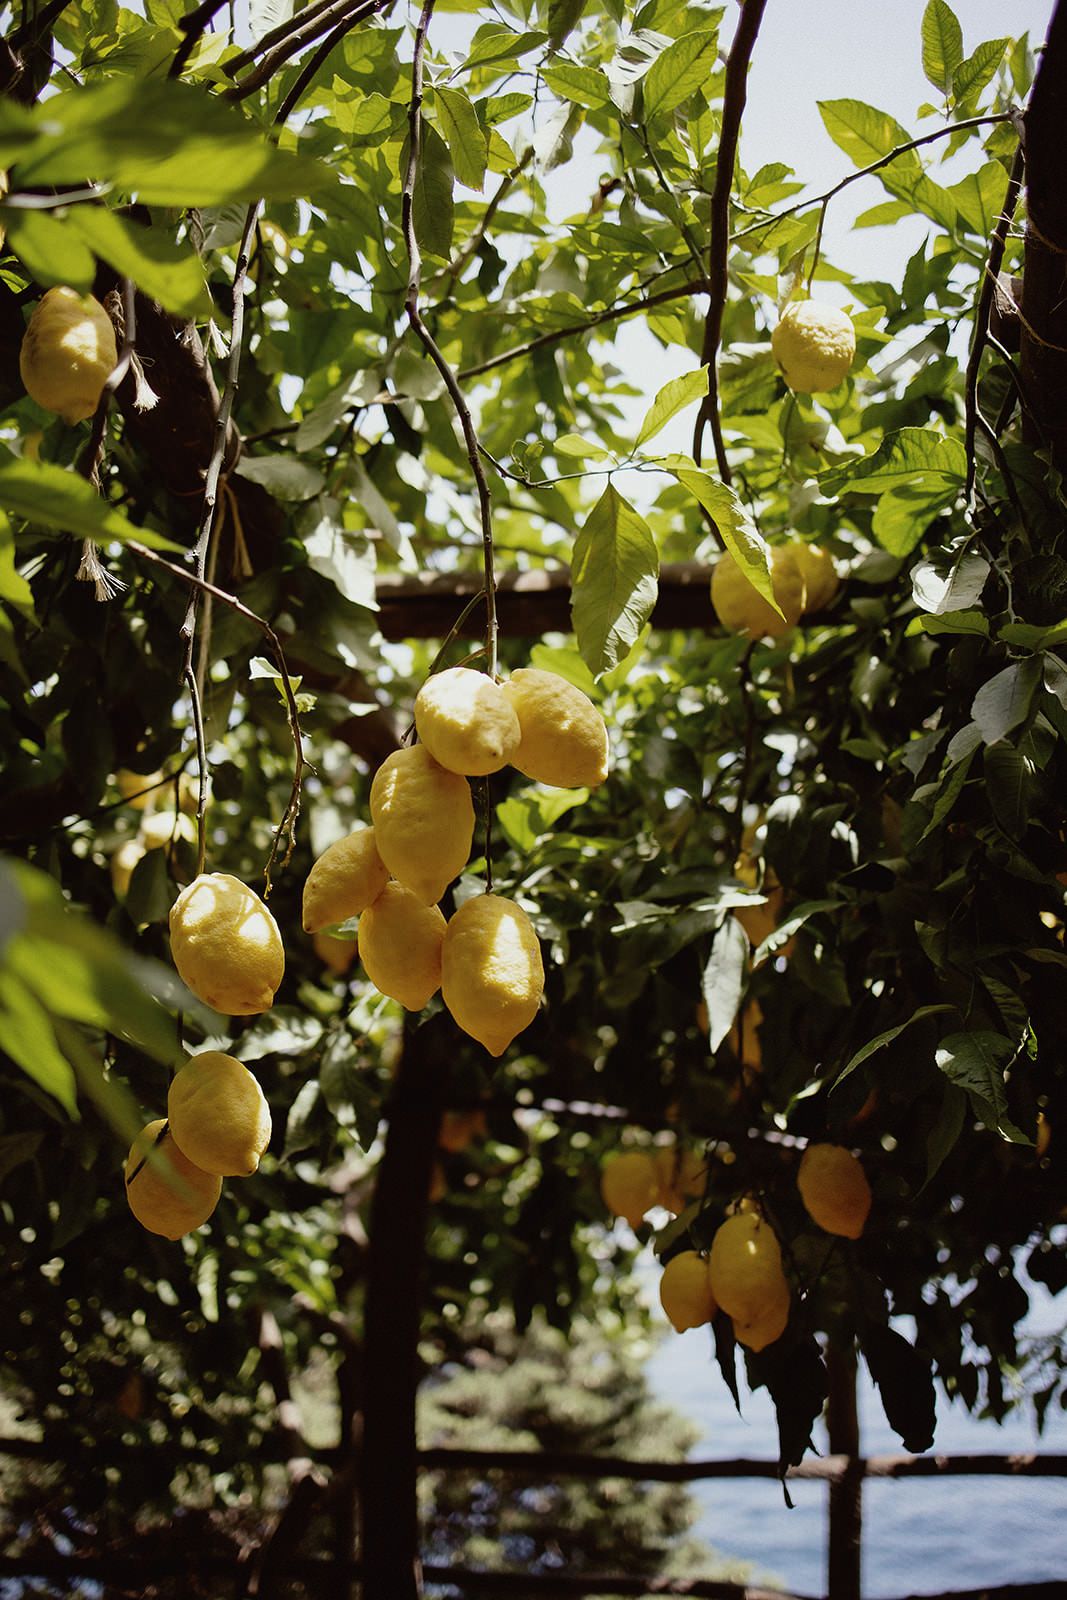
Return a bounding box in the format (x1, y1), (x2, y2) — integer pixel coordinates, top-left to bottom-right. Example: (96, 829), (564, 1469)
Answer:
(20, 286), (118, 424)
(708, 1209), (788, 1325)
(116, 768), (164, 811)
(313, 930), (357, 975)
(733, 1280), (790, 1352)
(654, 1146), (708, 1214)
(302, 825), (389, 934)
(600, 1150), (659, 1228)
(789, 541), (840, 612)
(124, 1119), (221, 1239)
(414, 666), (521, 777)
(711, 547), (805, 640)
(1036, 1112), (1051, 1159)
(659, 1250), (718, 1333)
(369, 745), (475, 905)
(797, 1144), (871, 1238)
(358, 881), (446, 1010)
(139, 810), (196, 851)
(771, 300), (856, 394)
(438, 1109), (488, 1152)
(500, 669), (609, 788)
(177, 771), (211, 815)
(110, 839), (145, 899)
(441, 893), (544, 1055)
(169, 872), (285, 1016)
(167, 1051), (271, 1177)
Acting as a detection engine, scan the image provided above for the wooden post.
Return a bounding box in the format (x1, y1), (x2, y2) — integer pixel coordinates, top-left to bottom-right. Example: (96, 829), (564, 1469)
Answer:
(1021, 0), (1067, 470)
(358, 1024), (441, 1600)
(826, 1342), (862, 1600)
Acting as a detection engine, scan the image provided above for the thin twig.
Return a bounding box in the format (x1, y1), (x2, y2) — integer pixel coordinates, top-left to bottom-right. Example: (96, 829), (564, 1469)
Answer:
(183, 665), (209, 877)
(432, 150), (533, 294)
(222, 0), (345, 77)
(169, 0), (229, 78)
(7, 0), (75, 48)
(76, 279), (137, 484)
(127, 543), (311, 894)
(692, 0), (768, 475)
(964, 141), (1026, 511)
(224, 0), (381, 102)
(457, 274), (709, 382)
(732, 111), (1018, 245)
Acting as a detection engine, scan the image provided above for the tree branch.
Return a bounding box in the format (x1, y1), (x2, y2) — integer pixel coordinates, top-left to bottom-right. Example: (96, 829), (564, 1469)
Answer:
(964, 140), (1025, 510)
(224, 0), (383, 103)
(1020, 0), (1067, 471)
(169, 0), (229, 79)
(692, 0), (768, 476)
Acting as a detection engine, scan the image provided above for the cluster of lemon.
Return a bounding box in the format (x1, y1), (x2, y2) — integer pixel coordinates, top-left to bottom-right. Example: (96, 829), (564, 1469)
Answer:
(301, 666), (608, 1055)
(19, 285), (117, 423)
(109, 768), (205, 897)
(602, 1143), (871, 1354)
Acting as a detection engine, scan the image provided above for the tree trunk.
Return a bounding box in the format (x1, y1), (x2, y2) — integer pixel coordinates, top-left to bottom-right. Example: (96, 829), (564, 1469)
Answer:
(1021, 0), (1067, 469)
(826, 1343), (862, 1600)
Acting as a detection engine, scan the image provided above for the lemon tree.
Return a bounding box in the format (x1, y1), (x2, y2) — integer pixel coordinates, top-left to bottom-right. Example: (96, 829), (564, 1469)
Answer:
(0, 0), (1065, 1591)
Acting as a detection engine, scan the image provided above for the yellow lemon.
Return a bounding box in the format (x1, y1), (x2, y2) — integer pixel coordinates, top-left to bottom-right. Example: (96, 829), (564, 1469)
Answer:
(124, 1119), (221, 1239)
(1036, 1112), (1051, 1159)
(369, 744), (474, 905)
(733, 1279), (790, 1351)
(169, 872), (285, 1016)
(708, 1209), (788, 1325)
(0, 170), (7, 253)
(438, 1109), (488, 1153)
(358, 881), (446, 1010)
(313, 930), (357, 975)
(771, 300), (856, 394)
(711, 547), (805, 640)
(302, 825), (389, 933)
(654, 1146), (708, 1214)
(167, 1051), (271, 1177)
(659, 1250), (718, 1333)
(500, 668), (609, 788)
(110, 839), (145, 899)
(116, 768), (164, 811)
(414, 666), (521, 776)
(600, 1150), (659, 1228)
(139, 809), (196, 851)
(797, 1144), (871, 1238)
(20, 286), (118, 424)
(789, 541), (840, 612)
(441, 893), (544, 1056)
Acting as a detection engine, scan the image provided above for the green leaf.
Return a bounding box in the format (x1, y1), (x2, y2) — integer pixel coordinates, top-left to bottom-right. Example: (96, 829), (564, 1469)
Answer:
(935, 1030), (1028, 1141)
(545, 0), (588, 51)
(971, 658), (1042, 745)
(912, 609), (989, 638)
(665, 461), (778, 615)
(951, 38), (1010, 109)
(0, 514), (33, 615)
(824, 427), (966, 496)
(862, 1322), (936, 1452)
(984, 742), (1034, 837)
(496, 785), (589, 853)
(433, 86), (488, 191)
(750, 898), (842, 967)
(834, 1004), (954, 1088)
(701, 915), (747, 1051)
(541, 62), (612, 109)
(10, 79), (332, 206)
(413, 123), (455, 259)
(1000, 619), (1067, 650)
(871, 484), (953, 557)
(635, 366), (709, 447)
(571, 484), (659, 678)
(643, 28), (720, 120)
(0, 970), (78, 1116)
(817, 99), (918, 170)
(922, 1082), (968, 1187)
(5, 209), (96, 291)
(0, 456), (182, 551)
(921, 0), (964, 93)
(67, 207), (211, 318)
(460, 27), (548, 73)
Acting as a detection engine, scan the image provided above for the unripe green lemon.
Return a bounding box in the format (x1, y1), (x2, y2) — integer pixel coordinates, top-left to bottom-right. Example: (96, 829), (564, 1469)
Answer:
(499, 669), (609, 789)
(369, 745), (475, 905)
(358, 881), (446, 1010)
(708, 1209), (788, 1325)
(600, 1150), (659, 1228)
(659, 1250), (718, 1333)
(302, 825), (389, 934)
(414, 666), (521, 776)
(797, 1143), (871, 1238)
(711, 547), (805, 640)
(441, 893), (544, 1056)
(167, 1051), (271, 1177)
(169, 872), (285, 1016)
(124, 1120), (221, 1239)
(20, 286), (118, 424)
(771, 301), (856, 394)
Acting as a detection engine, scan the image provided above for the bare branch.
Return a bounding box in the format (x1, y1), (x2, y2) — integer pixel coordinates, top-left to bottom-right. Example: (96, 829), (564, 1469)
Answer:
(965, 140), (1025, 510)
(224, 0), (384, 102)
(169, 0), (229, 79)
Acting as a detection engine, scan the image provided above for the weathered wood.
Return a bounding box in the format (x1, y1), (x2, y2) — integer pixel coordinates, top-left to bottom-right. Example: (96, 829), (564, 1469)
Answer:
(826, 1344), (862, 1600)
(375, 560), (715, 641)
(1021, 0), (1067, 467)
